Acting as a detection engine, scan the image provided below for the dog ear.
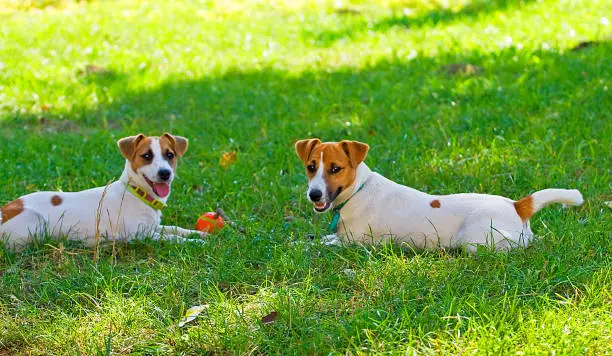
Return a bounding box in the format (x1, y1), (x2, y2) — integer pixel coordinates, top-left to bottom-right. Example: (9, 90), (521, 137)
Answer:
(117, 134), (146, 160)
(295, 138), (321, 164)
(340, 140), (369, 167)
(162, 133), (189, 157)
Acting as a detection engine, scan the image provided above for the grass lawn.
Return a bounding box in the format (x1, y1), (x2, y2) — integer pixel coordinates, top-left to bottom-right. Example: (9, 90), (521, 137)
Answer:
(1, 0), (611, 353)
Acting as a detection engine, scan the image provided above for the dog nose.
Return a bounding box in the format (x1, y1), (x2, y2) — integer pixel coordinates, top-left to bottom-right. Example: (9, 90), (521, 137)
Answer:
(158, 169), (171, 181)
(309, 189), (323, 202)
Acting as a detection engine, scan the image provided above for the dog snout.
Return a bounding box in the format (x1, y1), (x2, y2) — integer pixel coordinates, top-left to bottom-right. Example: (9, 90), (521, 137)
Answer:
(158, 169), (172, 181)
(308, 189), (323, 202)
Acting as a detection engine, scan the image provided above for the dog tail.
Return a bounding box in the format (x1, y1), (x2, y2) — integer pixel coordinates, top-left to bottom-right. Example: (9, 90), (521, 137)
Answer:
(514, 189), (583, 222)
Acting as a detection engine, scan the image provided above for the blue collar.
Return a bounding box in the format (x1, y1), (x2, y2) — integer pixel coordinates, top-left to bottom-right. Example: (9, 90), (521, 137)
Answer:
(329, 179), (369, 233)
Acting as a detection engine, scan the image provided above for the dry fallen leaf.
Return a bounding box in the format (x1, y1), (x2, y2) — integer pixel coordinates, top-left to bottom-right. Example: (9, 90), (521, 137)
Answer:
(571, 40), (604, 51)
(77, 64), (112, 76)
(334, 7), (361, 14)
(261, 311), (279, 324)
(441, 63), (483, 76)
(177, 304), (209, 327)
(219, 151), (237, 168)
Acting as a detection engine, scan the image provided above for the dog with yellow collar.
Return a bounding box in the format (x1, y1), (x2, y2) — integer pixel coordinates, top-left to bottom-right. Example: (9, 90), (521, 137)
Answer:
(0, 133), (205, 248)
(295, 138), (584, 252)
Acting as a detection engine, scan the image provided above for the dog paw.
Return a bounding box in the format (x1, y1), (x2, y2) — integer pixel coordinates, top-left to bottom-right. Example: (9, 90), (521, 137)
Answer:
(321, 234), (342, 246)
(187, 238), (206, 245)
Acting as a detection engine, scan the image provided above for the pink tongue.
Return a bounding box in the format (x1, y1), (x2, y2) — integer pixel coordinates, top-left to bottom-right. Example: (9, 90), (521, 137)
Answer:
(152, 183), (170, 198)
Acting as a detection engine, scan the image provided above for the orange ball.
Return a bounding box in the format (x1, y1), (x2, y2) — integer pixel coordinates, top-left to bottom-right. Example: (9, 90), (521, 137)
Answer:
(196, 212), (225, 233)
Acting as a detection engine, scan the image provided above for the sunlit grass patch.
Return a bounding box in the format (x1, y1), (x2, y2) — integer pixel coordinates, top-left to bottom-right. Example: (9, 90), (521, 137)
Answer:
(0, 0), (610, 353)
(0, 0), (96, 13)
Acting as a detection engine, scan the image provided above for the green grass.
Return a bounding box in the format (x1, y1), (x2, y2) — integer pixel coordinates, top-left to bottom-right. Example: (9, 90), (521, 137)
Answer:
(0, 0), (611, 353)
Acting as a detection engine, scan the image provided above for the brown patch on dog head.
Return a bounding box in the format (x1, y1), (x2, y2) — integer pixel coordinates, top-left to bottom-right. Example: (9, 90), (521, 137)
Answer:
(514, 195), (534, 222)
(129, 137), (155, 172)
(51, 195), (63, 206)
(1, 198), (24, 225)
(295, 138), (321, 164)
(299, 139), (370, 199)
(161, 133), (188, 157)
(117, 134), (155, 172)
(118, 134), (146, 160)
(339, 140), (369, 168)
(430, 199), (441, 208)
(160, 133), (188, 170)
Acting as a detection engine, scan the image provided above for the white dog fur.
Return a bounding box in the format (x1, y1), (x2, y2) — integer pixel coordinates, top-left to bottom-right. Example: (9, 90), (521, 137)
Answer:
(296, 139), (584, 252)
(0, 133), (205, 248)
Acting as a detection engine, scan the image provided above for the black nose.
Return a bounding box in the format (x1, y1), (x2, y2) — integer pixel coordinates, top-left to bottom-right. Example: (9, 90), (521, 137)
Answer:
(309, 189), (323, 202)
(158, 169), (171, 181)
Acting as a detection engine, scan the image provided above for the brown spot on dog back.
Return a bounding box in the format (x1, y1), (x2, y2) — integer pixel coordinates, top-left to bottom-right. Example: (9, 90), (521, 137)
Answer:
(1, 198), (24, 225)
(514, 195), (534, 222)
(51, 195), (63, 206)
(430, 199), (441, 208)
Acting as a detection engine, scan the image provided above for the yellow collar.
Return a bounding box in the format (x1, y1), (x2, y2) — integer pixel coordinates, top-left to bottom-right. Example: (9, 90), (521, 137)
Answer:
(127, 184), (167, 210)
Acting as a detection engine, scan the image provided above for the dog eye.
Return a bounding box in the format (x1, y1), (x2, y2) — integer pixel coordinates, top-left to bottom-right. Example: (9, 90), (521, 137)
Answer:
(330, 166), (342, 174)
(141, 152), (153, 160)
(307, 164), (316, 173)
(166, 151), (175, 160)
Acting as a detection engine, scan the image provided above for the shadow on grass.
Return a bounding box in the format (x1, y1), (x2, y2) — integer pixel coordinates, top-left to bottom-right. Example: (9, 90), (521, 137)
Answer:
(0, 43), (610, 352)
(309, 0), (536, 47)
(1, 43), (608, 143)
(0, 44), (608, 230)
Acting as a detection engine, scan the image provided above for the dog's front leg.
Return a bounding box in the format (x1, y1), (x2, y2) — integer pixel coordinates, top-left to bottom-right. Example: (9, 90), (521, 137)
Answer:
(151, 230), (205, 244)
(157, 225), (208, 238)
(321, 234), (342, 246)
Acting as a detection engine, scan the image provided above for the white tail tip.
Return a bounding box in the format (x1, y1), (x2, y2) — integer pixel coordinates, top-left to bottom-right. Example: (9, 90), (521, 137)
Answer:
(532, 189), (583, 211)
(515, 188), (583, 221)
